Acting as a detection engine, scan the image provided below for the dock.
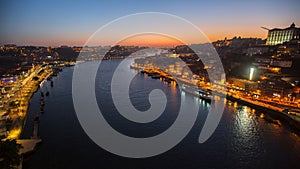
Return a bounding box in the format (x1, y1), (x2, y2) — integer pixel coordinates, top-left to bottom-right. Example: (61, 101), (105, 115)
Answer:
(17, 139), (42, 154)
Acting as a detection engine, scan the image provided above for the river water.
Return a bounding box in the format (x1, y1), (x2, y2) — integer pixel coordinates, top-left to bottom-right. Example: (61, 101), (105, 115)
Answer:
(21, 59), (300, 169)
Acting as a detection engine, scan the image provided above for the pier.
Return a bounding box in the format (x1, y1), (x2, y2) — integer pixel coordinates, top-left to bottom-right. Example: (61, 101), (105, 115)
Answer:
(17, 139), (42, 155)
(16, 111), (41, 157)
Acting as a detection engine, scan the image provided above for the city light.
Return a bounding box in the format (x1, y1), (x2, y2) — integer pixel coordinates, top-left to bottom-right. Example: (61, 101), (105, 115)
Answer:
(0, 6), (299, 168)
(249, 67), (254, 81)
(7, 128), (21, 139)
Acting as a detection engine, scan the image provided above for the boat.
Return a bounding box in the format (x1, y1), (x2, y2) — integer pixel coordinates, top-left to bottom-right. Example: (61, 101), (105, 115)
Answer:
(51, 72), (58, 76)
(40, 106), (44, 112)
(47, 76), (52, 81)
(130, 64), (139, 69)
(140, 70), (147, 74)
(287, 110), (300, 117)
(151, 73), (161, 79)
(181, 84), (212, 102)
(34, 115), (39, 122)
(40, 100), (45, 106)
(65, 63), (75, 67)
(51, 67), (62, 76)
(197, 88), (213, 102)
(164, 78), (171, 83)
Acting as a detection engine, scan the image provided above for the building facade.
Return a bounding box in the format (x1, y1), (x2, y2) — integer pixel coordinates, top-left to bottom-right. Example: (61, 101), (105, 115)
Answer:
(266, 23), (300, 46)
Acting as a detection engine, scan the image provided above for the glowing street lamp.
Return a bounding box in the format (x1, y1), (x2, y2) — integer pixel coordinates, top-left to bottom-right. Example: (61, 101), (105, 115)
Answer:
(249, 67), (254, 81)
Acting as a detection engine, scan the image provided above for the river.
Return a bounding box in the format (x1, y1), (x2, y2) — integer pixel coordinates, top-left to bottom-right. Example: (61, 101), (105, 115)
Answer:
(21, 59), (300, 169)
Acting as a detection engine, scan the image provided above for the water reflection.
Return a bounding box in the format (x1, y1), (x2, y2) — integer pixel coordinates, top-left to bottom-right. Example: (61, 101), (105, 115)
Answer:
(21, 60), (300, 169)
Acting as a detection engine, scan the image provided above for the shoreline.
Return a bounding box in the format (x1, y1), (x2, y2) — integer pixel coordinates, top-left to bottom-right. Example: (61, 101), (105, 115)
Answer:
(4, 65), (53, 140)
(21, 70), (52, 135)
(226, 94), (300, 131)
(20, 68), (53, 140)
(132, 65), (300, 132)
(1, 65), (54, 169)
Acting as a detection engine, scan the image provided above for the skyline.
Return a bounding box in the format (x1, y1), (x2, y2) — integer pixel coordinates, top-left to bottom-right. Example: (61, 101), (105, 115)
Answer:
(1, 0), (300, 47)
(1, 1), (300, 168)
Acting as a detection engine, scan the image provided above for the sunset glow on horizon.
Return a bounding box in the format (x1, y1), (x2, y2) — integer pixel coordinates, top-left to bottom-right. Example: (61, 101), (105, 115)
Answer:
(117, 34), (185, 47)
(1, 0), (299, 47)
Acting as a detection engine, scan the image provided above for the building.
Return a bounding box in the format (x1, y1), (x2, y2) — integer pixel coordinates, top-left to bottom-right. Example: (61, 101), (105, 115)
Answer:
(270, 60), (293, 68)
(266, 23), (300, 46)
(228, 78), (258, 92)
(245, 45), (269, 56)
(213, 37), (265, 48)
(259, 79), (294, 98)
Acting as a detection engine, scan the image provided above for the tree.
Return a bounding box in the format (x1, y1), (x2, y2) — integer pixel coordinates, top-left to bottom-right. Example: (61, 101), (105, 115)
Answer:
(0, 139), (23, 169)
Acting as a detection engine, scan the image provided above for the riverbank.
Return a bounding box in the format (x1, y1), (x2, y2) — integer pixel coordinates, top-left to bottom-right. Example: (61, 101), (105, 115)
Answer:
(5, 66), (53, 140)
(0, 65), (53, 169)
(20, 60), (300, 169)
(132, 65), (300, 132)
(227, 94), (300, 131)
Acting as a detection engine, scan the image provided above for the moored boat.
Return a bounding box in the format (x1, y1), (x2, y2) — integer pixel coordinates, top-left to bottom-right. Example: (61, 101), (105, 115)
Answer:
(181, 84), (212, 102)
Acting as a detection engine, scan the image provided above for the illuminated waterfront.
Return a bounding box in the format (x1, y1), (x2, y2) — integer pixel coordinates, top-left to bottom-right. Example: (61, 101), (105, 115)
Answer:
(0, 65), (53, 140)
(21, 60), (300, 169)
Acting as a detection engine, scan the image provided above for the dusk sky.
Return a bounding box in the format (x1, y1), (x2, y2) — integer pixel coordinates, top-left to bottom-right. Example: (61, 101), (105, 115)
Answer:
(1, 0), (299, 46)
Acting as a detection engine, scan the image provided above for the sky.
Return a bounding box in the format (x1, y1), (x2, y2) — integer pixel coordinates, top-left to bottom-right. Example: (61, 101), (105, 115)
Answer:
(0, 0), (299, 47)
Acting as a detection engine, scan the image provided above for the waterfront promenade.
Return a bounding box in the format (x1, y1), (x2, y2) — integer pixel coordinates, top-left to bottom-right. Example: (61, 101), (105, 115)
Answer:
(1, 65), (52, 140)
(131, 63), (300, 130)
(0, 65), (53, 169)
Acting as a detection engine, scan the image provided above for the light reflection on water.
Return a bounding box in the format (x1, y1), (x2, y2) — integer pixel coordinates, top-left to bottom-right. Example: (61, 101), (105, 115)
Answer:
(21, 60), (300, 169)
